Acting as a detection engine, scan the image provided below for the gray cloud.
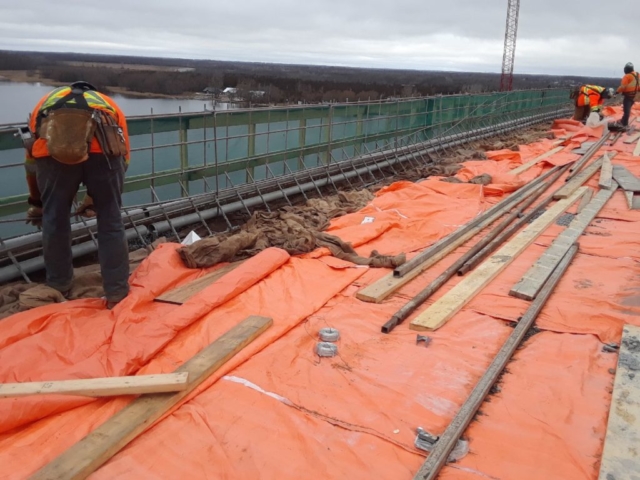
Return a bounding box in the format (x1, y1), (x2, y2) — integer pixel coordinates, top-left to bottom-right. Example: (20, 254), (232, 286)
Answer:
(0, 0), (637, 77)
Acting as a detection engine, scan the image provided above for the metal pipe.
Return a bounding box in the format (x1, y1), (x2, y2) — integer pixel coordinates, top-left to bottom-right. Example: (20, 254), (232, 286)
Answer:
(413, 244), (579, 480)
(380, 166), (564, 334)
(392, 164), (564, 278)
(566, 132), (610, 180)
(460, 164), (572, 273)
(456, 168), (567, 276)
(0, 226), (148, 284)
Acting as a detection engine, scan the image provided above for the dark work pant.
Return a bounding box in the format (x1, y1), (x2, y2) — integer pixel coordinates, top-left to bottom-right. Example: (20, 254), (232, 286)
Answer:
(573, 105), (589, 122)
(36, 154), (130, 301)
(621, 96), (635, 126)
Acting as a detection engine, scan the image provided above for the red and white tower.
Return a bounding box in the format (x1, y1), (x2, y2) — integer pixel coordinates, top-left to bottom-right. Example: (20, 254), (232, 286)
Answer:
(499, 0), (521, 92)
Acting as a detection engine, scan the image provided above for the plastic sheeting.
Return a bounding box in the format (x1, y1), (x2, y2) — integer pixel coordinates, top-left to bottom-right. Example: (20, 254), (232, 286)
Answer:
(1, 105), (640, 479)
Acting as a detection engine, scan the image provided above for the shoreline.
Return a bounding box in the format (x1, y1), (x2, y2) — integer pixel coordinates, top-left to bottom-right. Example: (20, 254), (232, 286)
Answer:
(0, 70), (198, 100)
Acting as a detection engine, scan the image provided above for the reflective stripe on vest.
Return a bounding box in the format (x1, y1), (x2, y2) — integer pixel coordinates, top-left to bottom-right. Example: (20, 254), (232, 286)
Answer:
(39, 87), (115, 114)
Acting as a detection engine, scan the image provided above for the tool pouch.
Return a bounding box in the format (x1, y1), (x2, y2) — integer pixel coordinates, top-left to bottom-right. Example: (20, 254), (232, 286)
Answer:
(38, 109), (96, 164)
(95, 111), (128, 158)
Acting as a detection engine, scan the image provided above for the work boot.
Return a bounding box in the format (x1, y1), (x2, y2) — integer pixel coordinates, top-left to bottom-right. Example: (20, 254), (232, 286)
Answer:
(105, 293), (127, 310)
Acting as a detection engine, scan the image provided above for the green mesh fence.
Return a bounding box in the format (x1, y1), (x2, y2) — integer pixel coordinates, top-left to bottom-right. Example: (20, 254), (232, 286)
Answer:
(0, 88), (571, 237)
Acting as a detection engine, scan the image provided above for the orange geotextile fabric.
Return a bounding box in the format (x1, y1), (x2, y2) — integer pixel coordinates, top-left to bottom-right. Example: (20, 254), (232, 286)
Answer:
(1, 116), (640, 479)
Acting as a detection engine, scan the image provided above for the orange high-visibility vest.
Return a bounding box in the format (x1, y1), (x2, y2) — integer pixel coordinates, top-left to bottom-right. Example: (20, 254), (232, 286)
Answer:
(576, 85), (606, 111)
(618, 72), (640, 97)
(27, 86), (130, 162)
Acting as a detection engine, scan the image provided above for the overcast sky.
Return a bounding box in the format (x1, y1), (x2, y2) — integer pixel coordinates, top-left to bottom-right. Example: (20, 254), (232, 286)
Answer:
(0, 0), (637, 78)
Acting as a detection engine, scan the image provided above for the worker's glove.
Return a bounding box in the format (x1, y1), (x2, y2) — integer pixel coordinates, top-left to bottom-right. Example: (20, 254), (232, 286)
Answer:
(26, 206), (43, 228)
(75, 195), (96, 218)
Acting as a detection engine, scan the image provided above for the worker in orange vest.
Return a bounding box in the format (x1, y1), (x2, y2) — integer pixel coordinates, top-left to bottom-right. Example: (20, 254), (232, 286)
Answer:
(571, 85), (613, 123)
(617, 62), (639, 127)
(21, 81), (131, 309)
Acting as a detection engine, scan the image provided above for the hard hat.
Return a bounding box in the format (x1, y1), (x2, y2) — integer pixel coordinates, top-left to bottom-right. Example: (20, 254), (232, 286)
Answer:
(70, 81), (98, 91)
(624, 62), (634, 74)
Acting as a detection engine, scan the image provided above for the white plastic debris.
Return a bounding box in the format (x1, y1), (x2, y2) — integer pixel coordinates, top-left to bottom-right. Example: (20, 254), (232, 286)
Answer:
(586, 112), (607, 128)
(181, 231), (202, 246)
(361, 216), (375, 224)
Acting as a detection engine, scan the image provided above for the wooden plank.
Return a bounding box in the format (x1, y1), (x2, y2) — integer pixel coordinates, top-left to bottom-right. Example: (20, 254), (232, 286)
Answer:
(554, 158), (603, 200)
(612, 165), (640, 192)
(623, 132), (640, 144)
(31, 315), (273, 480)
(357, 174), (560, 304)
(624, 191), (634, 209)
(576, 188), (593, 214)
(598, 154), (613, 190)
(510, 146), (563, 175)
(0, 373), (189, 399)
(571, 141), (596, 155)
(567, 133), (609, 178)
(510, 183), (618, 301)
(598, 324), (640, 480)
(393, 166), (564, 278)
(409, 188), (586, 332)
(414, 245), (579, 480)
(154, 261), (243, 305)
(356, 209), (507, 303)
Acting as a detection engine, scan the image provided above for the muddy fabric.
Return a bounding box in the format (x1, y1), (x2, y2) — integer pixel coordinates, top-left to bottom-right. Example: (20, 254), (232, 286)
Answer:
(314, 232), (405, 268)
(441, 174), (493, 186)
(0, 240), (164, 320)
(178, 190), (406, 269)
(468, 174), (493, 185)
(178, 232), (259, 269)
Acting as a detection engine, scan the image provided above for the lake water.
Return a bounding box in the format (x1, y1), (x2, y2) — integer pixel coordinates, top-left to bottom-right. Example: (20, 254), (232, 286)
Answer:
(0, 81), (246, 238)
(0, 81), (233, 125)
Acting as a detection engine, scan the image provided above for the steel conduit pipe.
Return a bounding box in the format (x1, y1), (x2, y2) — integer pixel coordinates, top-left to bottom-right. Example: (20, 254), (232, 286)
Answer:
(0, 197), (200, 255)
(0, 226), (148, 284)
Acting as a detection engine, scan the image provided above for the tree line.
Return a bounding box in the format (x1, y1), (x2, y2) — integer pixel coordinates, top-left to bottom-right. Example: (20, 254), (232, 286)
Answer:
(0, 50), (621, 104)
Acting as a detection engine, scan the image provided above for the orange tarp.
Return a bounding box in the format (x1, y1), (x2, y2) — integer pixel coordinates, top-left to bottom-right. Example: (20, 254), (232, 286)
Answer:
(1, 107), (639, 479)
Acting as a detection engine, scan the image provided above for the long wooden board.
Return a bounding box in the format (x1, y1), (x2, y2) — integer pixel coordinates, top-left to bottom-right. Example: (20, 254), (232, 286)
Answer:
(509, 183), (618, 301)
(553, 158), (603, 200)
(409, 188), (586, 332)
(510, 146), (563, 175)
(623, 132), (640, 144)
(357, 221), (495, 304)
(576, 188), (593, 214)
(598, 324), (640, 480)
(393, 167), (564, 278)
(31, 315), (273, 480)
(155, 261), (243, 305)
(624, 191), (634, 210)
(0, 373), (189, 399)
(612, 165), (640, 192)
(356, 207), (509, 303)
(598, 154), (613, 190)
